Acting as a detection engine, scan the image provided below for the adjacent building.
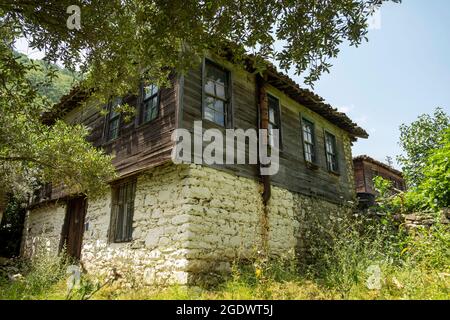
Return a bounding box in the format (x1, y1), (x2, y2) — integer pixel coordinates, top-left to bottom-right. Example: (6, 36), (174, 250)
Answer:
(353, 155), (406, 208)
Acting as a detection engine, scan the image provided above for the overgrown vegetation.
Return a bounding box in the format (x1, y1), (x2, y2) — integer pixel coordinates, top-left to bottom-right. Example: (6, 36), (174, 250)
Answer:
(1, 211), (448, 300)
(1, 109), (449, 300)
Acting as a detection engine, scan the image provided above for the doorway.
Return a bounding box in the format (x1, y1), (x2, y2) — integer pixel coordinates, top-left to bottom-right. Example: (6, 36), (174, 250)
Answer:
(60, 196), (87, 259)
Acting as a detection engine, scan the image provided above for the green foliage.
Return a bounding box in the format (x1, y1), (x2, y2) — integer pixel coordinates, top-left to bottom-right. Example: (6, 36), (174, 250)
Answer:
(1, 0), (400, 102)
(2, 218), (448, 300)
(0, 37), (116, 199)
(15, 52), (79, 104)
(0, 0), (402, 201)
(417, 128), (450, 209)
(0, 195), (26, 257)
(397, 107), (450, 188)
(0, 251), (72, 300)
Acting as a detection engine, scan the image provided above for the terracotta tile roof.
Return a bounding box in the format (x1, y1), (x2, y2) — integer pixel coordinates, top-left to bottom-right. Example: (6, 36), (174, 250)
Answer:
(265, 63), (368, 139)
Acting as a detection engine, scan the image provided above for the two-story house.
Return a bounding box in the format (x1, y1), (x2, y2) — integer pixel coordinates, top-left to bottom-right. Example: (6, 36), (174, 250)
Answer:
(22, 54), (368, 285)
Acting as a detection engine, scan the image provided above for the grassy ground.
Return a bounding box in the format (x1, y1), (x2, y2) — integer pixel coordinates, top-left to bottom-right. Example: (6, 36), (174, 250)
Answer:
(1, 218), (449, 300)
(1, 263), (448, 300)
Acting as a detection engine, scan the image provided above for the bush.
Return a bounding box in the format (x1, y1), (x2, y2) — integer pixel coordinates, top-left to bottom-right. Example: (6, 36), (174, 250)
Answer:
(0, 251), (72, 300)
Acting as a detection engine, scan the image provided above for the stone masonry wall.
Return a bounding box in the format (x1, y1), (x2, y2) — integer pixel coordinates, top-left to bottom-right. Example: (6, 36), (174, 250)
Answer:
(183, 165), (351, 283)
(81, 163), (192, 285)
(23, 163), (352, 285)
(22, 202), (66, 258)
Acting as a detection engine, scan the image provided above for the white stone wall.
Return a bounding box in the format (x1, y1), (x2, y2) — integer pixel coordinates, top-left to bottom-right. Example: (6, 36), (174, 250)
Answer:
(81, 163), (192, 285)
(23, 163), (351, 285)
(182, 165), (349, 283)
(22, 202), (66, 258)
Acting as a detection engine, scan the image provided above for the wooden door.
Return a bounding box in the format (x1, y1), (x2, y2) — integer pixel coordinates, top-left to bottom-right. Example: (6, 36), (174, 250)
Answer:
(60, 196), (87, 259)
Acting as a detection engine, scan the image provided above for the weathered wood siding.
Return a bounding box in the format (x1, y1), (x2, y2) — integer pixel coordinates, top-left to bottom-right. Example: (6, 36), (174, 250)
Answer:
(181, 57), (355, 203)
(354, 159), (406, 195)
(64, 75), (178, 177)
(181, 58), (259, 179)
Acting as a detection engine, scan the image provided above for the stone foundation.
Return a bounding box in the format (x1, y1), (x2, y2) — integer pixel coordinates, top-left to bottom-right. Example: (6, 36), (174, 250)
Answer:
(22, 202), (66, 258)
(23, 163), (352, 285)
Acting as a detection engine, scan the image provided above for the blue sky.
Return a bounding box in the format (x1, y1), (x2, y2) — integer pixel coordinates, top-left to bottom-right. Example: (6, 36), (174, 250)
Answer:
(287, 0), (450, 168)
(15, 1), (450, 169)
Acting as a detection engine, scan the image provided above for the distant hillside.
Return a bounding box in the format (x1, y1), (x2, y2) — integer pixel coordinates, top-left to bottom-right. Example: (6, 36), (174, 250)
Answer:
(15, 52), (80, 104)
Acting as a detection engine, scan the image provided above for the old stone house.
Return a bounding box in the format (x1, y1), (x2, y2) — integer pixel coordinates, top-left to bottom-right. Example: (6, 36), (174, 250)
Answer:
(22, 54), (368, 285)
(353, 155), (406, 207)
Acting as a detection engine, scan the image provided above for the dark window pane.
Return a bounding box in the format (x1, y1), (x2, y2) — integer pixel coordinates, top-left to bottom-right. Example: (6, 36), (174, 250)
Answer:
(142, 85), (159, 123)
(111, 179), (136, 243)
(325, 132), (338, 172)
(144, 84), (158, 100)
(109, 118), (119, 140)
(143, 96), (158, 122)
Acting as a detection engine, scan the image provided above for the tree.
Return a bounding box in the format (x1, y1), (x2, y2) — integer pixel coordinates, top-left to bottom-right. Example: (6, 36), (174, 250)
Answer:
(0, 36), (116, 200)
(0, 1), (400, 202)
(417, 128), (450, 209)
(16, 52), (80, 104)
(1, 0), (400, 98)
(397, 108), (450, 187)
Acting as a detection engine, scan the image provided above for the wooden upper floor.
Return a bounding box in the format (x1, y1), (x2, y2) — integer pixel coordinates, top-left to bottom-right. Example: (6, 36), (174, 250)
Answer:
(41, 54), (368, 204)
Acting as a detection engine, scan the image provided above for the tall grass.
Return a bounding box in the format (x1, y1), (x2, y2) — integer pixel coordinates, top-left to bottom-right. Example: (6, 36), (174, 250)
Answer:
(0, 250), (71, 300)
(1, 214), (448, 300)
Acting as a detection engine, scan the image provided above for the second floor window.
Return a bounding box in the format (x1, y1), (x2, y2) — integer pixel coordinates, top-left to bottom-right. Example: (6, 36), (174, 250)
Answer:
(302, 118), (316, 163)
(268, 94), (281, 148)
(325, 132), (339, 172)
(107, 98), (122, 141)
(203, 60), (230, 127)
(142, 84), (159, 123)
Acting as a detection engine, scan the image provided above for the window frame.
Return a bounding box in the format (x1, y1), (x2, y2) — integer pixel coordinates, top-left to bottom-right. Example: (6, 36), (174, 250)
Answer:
(105, 97), (122, 141)
(301, 117), (317, 165)
(109, 178), (137, 243)
(140, 83), (160, 124)
(267, 93), (283, 150)
(202, 59), (232, 128)
(324, 130), (339, 173)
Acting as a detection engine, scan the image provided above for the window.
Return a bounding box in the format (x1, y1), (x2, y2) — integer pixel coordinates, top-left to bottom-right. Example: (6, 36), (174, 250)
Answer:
(302, 118), (316, 163)
(142, 84), (159, 123)
(107, 98), (122, 141)
(203, 60), (230, 126)
(268, 94), (281, 148)
(325, 132), (338, 172)
(109, 179), (136, 243)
